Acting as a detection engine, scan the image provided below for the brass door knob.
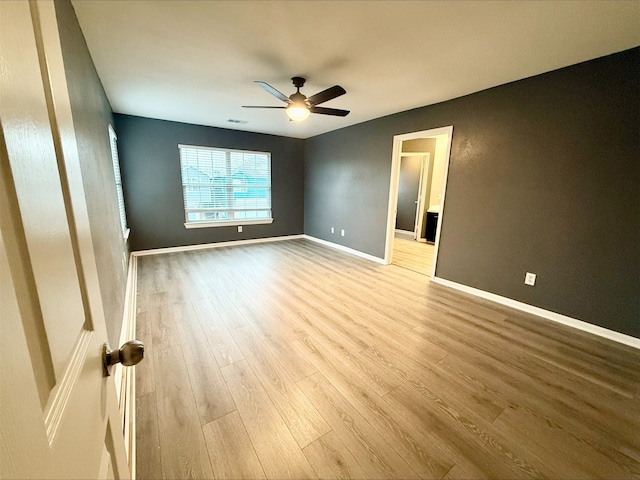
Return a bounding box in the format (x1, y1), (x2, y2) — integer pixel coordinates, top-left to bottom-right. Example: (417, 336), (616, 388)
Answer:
(103, 340), (144, 376)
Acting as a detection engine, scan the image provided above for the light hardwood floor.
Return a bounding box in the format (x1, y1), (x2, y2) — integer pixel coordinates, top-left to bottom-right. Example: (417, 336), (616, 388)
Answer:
(392, 235), (435, 276)
(135, 239), (640, 479)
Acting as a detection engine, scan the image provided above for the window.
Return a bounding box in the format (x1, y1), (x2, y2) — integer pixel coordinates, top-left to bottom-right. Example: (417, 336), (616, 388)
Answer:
(178, 144), (273, 228)
(108, 125), (128, 237)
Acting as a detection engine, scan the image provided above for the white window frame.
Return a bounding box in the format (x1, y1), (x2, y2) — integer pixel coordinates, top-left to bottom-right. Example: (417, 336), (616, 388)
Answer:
(108, 125), (129, 239)
(178, 144), (274, 229)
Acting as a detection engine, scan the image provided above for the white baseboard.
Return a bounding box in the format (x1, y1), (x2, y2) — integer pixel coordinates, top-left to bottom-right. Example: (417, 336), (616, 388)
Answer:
(130, 232), (638, 348)
(116, 253), (138, 478)
(303, 235), (386, 264)
(431, 276), (640, 350)
(131, 235), (386, 269)
(394, 229), (414, 235)
(133, 234), (305, 256)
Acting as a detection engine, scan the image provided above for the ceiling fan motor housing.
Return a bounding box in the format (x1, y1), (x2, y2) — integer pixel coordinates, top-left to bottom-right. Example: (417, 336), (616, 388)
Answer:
(291, 76), (306, 89)
(289, 92), (307, 104)
(290, 77), (308, 105)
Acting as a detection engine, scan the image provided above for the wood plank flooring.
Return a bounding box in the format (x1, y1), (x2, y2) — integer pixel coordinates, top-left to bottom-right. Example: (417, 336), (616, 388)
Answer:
(392, 236), (435, 276)
(135, 239), (640, 479)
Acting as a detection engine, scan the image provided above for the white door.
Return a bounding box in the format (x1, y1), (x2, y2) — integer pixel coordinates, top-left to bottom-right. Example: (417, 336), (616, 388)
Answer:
(0, 1), (129, 478)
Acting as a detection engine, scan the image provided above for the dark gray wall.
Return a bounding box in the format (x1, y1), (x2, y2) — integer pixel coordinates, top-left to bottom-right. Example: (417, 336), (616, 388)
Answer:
(56, 1), (129, 346)
(305, 48), (640, 338)
(396, 156), (422, 231)
(115, 115), (305, 251)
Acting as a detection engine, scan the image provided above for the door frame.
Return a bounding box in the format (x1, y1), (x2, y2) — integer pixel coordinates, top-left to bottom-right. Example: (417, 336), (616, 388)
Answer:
(396, 152), (431, 240)
(413, 153), (432, 242)
(384, 126), (454, 277)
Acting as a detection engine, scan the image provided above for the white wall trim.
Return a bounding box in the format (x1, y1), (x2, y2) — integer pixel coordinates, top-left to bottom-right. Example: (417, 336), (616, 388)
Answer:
(303, 235), (386, 264)
(116, 253), (138, 478)
(132, 234), (305, 256)
(184, 218), (273, 229)
(384, 136), (403, 265)
(432, 276), (640, 350)
(429, 129), (454, 278)
(384, 126), (454, 272)
(133, 233), (384, 265)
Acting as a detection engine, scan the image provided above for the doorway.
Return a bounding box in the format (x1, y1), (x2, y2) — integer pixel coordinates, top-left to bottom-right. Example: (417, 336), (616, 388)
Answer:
(385, 126), (453, 277)
(395, 152), (431, 241)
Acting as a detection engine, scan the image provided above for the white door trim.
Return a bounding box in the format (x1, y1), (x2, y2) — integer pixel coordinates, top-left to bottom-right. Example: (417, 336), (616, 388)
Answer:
(115, 254), (139, 478)
(429, 127), (454, 277)
(384, 126), (454, 276)
(414, 154), (431, 241)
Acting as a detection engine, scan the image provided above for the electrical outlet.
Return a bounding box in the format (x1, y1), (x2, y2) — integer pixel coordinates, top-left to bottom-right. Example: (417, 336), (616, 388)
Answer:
(341, 229), (345, 236)
(524, 272), (536, 286)
(238, 225), (243, 233)
(331, 227), (334, 234)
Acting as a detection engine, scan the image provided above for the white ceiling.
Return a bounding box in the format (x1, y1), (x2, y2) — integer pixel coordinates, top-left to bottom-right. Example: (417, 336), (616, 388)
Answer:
(72, 1), (639, 139)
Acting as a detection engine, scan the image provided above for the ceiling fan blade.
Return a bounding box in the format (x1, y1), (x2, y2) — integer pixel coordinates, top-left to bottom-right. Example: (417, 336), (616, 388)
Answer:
(310, 106), (350, 117)
(242, 106), (286, 109)
(307, 85), (346, 106)
(255, 81), (290, 103)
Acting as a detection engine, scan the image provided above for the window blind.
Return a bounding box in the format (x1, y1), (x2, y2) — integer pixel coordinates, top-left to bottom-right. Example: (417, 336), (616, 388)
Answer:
(178, 145), (272, 225)
(109, 126), (127, 234)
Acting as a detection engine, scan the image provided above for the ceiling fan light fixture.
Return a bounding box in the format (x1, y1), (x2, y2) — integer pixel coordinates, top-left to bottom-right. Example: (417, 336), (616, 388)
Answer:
(285, 103), (310, 121)
(245, 77), (349, 120)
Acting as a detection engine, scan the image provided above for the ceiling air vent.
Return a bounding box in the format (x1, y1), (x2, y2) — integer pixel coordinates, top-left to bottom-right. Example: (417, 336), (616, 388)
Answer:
(227, 119), (248, 124)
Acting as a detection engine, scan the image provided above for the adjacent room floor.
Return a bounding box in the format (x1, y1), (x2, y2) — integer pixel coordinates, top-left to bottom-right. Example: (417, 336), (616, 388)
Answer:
(391, 233), (435, 276)
(134, 239), (640, 479)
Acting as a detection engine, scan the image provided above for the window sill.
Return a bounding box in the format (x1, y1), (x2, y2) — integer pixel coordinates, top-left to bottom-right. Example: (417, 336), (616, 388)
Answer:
(184, 219), (273, 229)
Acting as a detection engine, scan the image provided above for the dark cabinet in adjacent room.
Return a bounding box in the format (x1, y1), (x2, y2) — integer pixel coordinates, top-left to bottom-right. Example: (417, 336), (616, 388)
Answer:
(425, 211), (439, 243)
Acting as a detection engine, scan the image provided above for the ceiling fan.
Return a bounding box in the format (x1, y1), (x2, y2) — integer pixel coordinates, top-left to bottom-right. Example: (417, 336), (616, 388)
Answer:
(243, 77), (350, 121)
